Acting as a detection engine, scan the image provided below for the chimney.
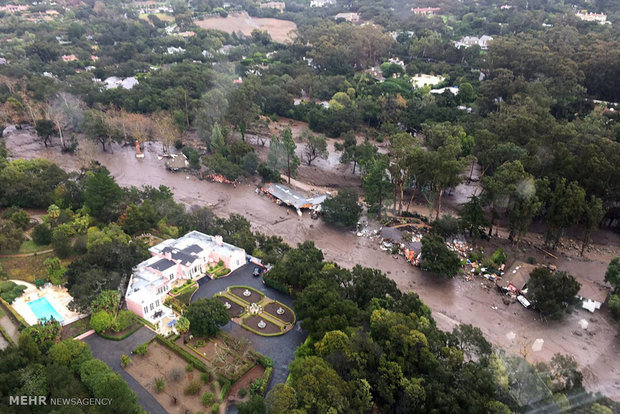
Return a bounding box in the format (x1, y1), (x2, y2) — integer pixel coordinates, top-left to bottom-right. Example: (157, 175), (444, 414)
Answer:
(215, 235), (223, 246)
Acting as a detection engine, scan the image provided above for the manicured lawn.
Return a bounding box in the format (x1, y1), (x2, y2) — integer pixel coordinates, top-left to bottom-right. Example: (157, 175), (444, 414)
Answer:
(18, 241), (51, 254)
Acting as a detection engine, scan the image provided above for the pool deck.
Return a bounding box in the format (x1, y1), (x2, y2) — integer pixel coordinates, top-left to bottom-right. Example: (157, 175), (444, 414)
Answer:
(10, 280), (85, 326)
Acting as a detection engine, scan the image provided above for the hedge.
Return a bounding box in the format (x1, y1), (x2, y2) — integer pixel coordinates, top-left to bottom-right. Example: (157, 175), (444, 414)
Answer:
(155, 335), (208, 372)
(0, 296), (28, 329)
(219, 379), (231, 401)
(98, 322), (142, 341)
(137, 316), (156, 330)
(0, 323), (15, 347)
(259, 366), (273, 396)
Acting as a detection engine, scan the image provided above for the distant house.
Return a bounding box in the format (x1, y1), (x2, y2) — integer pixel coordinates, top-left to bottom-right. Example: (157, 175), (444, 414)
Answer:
(334, 12), (360, 23)
(260, 1), (285, 13)
(166, 46), (185, 54)
(410, 73), (445, 89)
(62, 54), (78, 62)
(265, 183), (329, 215)
(0, 4), (29, 13)
(575, 11), (610, 25)
(454, 35), (493, 50)
(500, 4), (513, 10)
(165, 154), (189, 171)
(90, 55), (99, 61)
(575, 276), (610, 313)
(411, 7), (440, 16)
(125, 231), (247, 329)
(311, 0), (335, 7)
(497, 262), (537, 294)
(388, 57), (405, 67)
(102, 76), (139, 90)
(0, 57), (7, 65)
(431, 86), (459, 95)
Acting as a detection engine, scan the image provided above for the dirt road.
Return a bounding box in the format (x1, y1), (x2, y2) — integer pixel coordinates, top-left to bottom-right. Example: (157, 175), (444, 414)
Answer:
(5, 128), (620, 399)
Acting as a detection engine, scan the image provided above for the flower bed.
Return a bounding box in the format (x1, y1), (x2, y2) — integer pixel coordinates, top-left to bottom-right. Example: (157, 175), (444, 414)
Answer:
(241, 315), (281, 335)
(229, 286), (264, 304)
(215, 295), (245, 318)
(263, 301), (295, 324)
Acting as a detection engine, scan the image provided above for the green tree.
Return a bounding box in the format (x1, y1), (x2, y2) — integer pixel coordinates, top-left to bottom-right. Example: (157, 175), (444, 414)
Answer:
(83, 167), (122, 222)
(268, 128), (299, 184)
(176, 316), (190, 341)
(458, 82), (475, 103)
(459, 195), (489, 239)
(185, 298), (230, 338)
(302, 133), (328, 166)
(264, 241), (324, 290)
(32, 223), (52, 245)
(605, 258), (620, 292)
(420, 234), (460, 278)
(237, 395), (266, 414)
(362, 157), (393, 219)
(528, 267), (581, 320)
(0, 220), (24, 253)
(91, 290), (119, 314)
(544, 179), (586, 249)
(265, 383), (297, 414)
(387, 132), (415, 214)
(35, 119), (57, 148)
(321, 188), (362, 228)
(580, 196), (604, 255)
(43, 257), (67, 286)
(209, 122), (226, 155)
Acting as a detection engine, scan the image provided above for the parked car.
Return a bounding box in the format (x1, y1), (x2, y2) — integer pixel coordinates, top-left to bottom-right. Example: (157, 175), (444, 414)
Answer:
(253, 267), (262, 277)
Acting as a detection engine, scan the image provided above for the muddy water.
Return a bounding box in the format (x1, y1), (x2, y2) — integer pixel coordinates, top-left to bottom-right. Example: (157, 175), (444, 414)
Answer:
(5, 129), (620, 400)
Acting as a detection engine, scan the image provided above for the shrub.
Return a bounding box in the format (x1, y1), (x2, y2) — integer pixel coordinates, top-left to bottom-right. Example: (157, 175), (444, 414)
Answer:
(186, 363), (194, 372)
(133, 343), (148, 356)
(120, 354), (131, 367)
(0, 281), (27, 304)
(34, 279), (45, 289)
(527, 256), (537, 265)
(217, 259), (224, 267)
(609, 294), (620, 320)
(155, 377), (166, 393)
(201, 372), (212, 384)
(258, 163), (281, 182)
(491, 248), (507, 266)
(249, 378), (263, 396)
(211, 403), (220, 414)
(169, 367), (184, 382)
(432, 214), (460, 237)
(184, 379), (201, 395)
(238, 388), (247, 398)
(32, 223), (52, 245)
(112, 310), (136, 332)
(174, 139), (183, 149)
(201, 391), (215, 406)
(90, 310), (113, 333)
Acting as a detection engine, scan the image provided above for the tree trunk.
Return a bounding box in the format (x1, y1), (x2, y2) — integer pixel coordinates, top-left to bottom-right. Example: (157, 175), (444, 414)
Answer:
(581, 229), (591, 256)
(398, 182), (404, 215)
(435, 188), (444, 220)
(286, 155), (291, 184)
(55, 120), (65, 149)
(406, 186), (417, 213)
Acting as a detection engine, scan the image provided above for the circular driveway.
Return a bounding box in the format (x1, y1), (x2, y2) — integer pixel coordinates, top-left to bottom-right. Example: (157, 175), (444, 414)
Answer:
(191, 264), (307, 389)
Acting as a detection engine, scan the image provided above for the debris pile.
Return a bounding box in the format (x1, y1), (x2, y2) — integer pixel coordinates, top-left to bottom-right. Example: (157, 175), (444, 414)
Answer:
(203, 173), (236, 185)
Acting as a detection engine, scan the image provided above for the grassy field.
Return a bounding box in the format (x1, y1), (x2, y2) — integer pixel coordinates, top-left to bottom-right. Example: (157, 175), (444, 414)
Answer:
(18, 241), (51, 254)
(139, 13), (174, 22)
(0, 252), (67, 283)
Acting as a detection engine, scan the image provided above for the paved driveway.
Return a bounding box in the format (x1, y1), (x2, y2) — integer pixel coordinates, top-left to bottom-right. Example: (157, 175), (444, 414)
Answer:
(83, 327), (166, 414)
(193, 264), (307, 389)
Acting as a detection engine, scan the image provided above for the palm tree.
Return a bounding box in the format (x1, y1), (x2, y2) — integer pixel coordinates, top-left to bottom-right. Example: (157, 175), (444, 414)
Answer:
(176, 316), (190, 343)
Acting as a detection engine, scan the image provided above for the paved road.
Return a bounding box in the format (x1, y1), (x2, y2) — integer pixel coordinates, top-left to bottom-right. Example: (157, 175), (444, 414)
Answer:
(83, 327), (166, 414)
(193, 263), (307, 389)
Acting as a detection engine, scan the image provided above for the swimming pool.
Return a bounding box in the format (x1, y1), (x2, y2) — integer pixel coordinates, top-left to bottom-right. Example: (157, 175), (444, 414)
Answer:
(27, 297), (64, 323)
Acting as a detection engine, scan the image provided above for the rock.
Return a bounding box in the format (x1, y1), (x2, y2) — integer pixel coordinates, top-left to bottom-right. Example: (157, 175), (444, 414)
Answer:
(573, 331), (583, 337)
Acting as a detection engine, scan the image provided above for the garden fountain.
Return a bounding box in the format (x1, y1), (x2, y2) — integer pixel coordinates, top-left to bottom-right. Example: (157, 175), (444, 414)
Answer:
(243, 289), (252, 297)
(249, 302), (261, 315)
(224, 301), (231, 309)
(276, 306), (285, 315)
(257, 320), (266, 329)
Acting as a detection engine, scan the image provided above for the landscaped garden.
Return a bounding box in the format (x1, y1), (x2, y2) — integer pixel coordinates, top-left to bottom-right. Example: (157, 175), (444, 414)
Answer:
(206, 260), (231, 279)
(165, 280), (199, 314)
(215, 286), (295, 336)
(124, 332), (272, 413)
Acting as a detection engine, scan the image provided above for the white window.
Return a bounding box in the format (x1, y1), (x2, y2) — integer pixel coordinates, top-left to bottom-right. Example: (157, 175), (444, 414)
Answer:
(143, 306), (148, 314)
(156, 300), (160, 307)
(150, 303), (154, 311)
